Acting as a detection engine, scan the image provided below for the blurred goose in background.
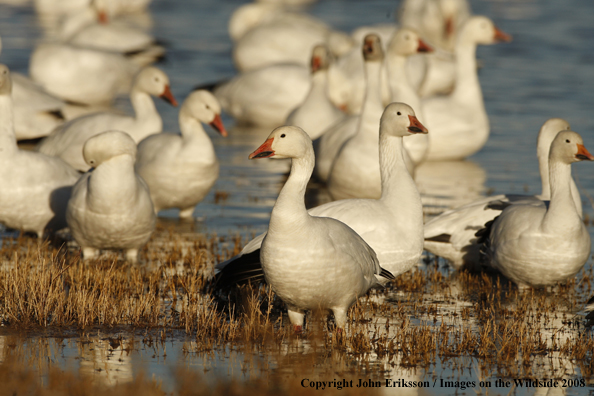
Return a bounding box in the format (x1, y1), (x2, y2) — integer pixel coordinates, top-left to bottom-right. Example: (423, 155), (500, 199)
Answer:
(214, 63), (310, 127)
(67, 130), (155, 263)
(58, 2), (164, 57)
(385, 28), (432, 164)
(217, 103), (426, 287)
(328, 34), (423, 200)
(238, 125), (394, 331)
(479, 131), (593, 289)
(0, 65), (80, 238)
(231, 3), (353, 72)
(28, 35), (161, 105)
(135, 90), (227, 219)
(285, 44), (345, 141)
(424, 118), (581, 269)
(422, 16), (511, 161)
(37, 66), (177, 171)
(316, 34), (385, 184)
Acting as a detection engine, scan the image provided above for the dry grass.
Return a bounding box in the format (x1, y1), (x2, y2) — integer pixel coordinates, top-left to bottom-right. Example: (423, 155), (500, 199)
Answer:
(1, 225), (594, 387)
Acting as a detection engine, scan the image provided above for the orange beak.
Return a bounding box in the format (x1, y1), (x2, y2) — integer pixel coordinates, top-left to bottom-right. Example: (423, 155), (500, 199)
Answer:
(209, 114), (227, 137)
(159, 85), (178, 107)
(576, 144), (594, 161)
(98, 10), (108, 24)
(494, 26), (512, 43)
(407, 115), (428, 134)
(417, 39), (433, 53)
(249, 138), (275, 159)
(444, 17), (454, 38)
(311, 56), (322, 73)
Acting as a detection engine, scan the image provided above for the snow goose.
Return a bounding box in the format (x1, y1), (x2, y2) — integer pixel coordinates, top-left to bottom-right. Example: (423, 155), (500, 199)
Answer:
(214, 63), (310, 127)
(244, 125), (394, 330)
(67, 130), (155, 263)
(316, 34), (385, 186)
(422, 16), (511, 161)
(59, 5), (164, 56)
(479, 131), (593, 289)
(217, 103), (426, 286)
(232, 7), (353, 72)
(135, 90), (227, 219)
(28, 38), (161, 105)
(385, 28), (432, 164)
(38, 66), (177, 172)
(285, 44), (345, 141)
(328, 34), (421, 200)
(0, 65), (80, 238)
(424, 118), (580, 269)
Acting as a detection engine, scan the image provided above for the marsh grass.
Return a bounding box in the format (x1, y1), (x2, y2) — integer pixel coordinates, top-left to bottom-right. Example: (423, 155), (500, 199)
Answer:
(1, 226), (594, 388)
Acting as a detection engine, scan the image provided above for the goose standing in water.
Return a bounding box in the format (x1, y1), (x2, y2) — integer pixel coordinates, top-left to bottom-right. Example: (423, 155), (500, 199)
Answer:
(217, 103), (425, 286)
(479, 131), (592, 289)
(135, 90), (227, 219)
(245, 126), (394, 331)
(423, 118), (580, 269)
(422, 16), (511, 161)
(67, 130), (155, 263)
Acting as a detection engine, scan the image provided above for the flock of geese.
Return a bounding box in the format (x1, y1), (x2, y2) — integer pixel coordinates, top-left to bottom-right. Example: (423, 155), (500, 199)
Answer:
(0, 0), (592, 331)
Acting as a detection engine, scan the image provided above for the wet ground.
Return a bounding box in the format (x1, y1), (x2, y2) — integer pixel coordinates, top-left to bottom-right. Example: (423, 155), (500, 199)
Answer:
(1, 0), (594, 394)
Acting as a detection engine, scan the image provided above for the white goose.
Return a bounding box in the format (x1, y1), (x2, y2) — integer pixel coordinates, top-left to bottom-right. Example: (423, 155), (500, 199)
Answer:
(217, 103), (426, 286)
(329, 34), (417, 200)
(481, 130), (593, 289)
(422, 16), (511, 161)
(214, 63), (310, 127)
(232, 6), (353, 72)
(66, 130), (156, 263)
(59, 5), (164, 56)
(385, 28), (432, 164)
(316, 34), (385, 185)
(285, 44), (345, 141)
(424, 118), (581, 269)
(0, 64), (80, 238)
(28, 39), (158, 105)
(135, 90), (227, 219)
(244, 126), (393, 331)
(38, 66), (177, 172)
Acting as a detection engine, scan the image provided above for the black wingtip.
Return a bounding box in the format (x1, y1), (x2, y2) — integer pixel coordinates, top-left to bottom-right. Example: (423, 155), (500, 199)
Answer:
(425, 233), (451, 243)
(379, 267), (395, 280)
(214, 249), (266, 288)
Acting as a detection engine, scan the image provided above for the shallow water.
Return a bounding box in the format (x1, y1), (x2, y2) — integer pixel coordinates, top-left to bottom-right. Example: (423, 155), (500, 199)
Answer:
(1, 0), (594, 393)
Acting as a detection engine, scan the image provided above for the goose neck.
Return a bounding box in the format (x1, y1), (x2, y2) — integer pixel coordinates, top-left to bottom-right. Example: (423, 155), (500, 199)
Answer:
(542, 160), (580, 232)
(130, 88), (162, 129)
(268, 154), (314, 233)
(451, 42), (481, 102)
(178, 111), (216, 161)
(0, 95), (15, 138)
(379, 133), (421, 214)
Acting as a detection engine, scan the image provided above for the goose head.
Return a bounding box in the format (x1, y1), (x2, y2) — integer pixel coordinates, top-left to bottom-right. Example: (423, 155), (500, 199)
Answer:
(228, 3), (278, 41)
(249, 126), (312, 160)
(381, 102), (428, 137)
(388, 28), (433, 57)
(83, 130), (137, 169)
(0, 64), (12, 96)
(310, 44), (331, 73)
(459, 16), (512, 46)
(183, 90), (227, 137)
(549, 131), (594, 164)
(537, 118), (571, 161)
(133, 67), (178, 106)
(362, 33), (384, 62)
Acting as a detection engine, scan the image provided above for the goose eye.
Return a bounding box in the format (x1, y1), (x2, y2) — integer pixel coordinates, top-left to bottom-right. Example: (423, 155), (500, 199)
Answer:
(397, 112), (401, 116)
(154, 77), (159, 82)
(404, 34), (410, 40)
(566, 139), (570, 143)
(281, 134), (286, 138)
